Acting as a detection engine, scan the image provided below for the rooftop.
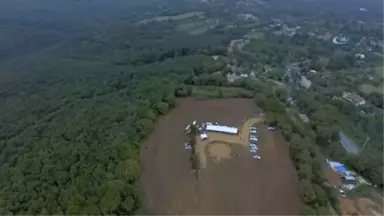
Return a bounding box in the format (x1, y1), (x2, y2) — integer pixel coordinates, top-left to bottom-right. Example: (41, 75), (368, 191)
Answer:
(342, 92), (366, 106)
(206, 124), (238, 134)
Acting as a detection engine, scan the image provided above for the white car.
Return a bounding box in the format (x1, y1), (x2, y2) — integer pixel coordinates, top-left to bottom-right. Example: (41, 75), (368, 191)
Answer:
(339, 190), (346, 197)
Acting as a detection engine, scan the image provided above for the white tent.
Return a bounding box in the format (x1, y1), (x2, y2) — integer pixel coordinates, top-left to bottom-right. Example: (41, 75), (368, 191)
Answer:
(206, 125), (238, 134)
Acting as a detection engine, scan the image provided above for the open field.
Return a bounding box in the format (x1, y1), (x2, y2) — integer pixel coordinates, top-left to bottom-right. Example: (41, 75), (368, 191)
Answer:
(140, 98), (301, 214)
(176, 19), (218, 35)
(359, 83), (383, 94)
(244, 31), (265, 40)
(136, 12), (205, 24)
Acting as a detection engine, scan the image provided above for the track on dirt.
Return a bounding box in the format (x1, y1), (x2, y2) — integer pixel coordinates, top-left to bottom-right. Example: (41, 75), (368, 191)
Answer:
(140, 98), (301, 215)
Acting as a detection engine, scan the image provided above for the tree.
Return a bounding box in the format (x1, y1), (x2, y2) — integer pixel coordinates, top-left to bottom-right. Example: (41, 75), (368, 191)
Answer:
(298, 163), (313, 180)
(300, 205), (317, 215)
(317, 206), (331, 215)
(156, 102), (169, 115)
(313, 184), (328, 207)
(299, 179), (316, 205)
(114, 159), (140, 183)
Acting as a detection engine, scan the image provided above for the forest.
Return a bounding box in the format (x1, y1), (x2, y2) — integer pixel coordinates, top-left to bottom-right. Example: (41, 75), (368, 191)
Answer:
(0, 0), (382, 215)
(0, 0), (233, 214)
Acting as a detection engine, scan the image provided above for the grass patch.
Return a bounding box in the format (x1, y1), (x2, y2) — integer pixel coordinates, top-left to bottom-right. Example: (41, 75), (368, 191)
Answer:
(177, 19), (218, 35)
(136, 12), (205, 24)
(244, 32), (264, 40)
(359, 83), (383, 94)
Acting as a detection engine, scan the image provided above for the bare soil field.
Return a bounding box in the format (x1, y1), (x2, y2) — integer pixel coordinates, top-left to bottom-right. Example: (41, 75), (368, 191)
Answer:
(356, 198), (383, 216)
(140, 98), (301, 215)
(196, 117), (263, 168)
(339, 197), (361, 215)
(324, 165), (342, 187)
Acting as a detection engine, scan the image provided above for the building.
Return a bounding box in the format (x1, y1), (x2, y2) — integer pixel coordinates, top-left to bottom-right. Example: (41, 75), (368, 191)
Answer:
(342, 176), (358, 185)
(355, 53), (366, 59)
(333, 35), (349, 45)
(342, 92), (366, 106)
(300, 76), (312, 89)
(206, 125), (238, 134)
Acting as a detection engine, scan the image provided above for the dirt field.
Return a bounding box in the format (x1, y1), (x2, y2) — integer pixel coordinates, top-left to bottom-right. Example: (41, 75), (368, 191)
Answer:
(357, 198), (383, 216)
(339, 197), (360, 215)
(324, 165), (342, 187)
(196, 117), (263, 168)
(140, 98), (301, 215)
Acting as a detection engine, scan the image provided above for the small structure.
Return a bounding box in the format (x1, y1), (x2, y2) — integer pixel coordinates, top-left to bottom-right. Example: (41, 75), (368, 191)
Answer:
(200, 133), (208, 141)
(206, 124), (238, 134)
(355, 53), (366, 59)
(333, 35), (349, 45)
(342, 176), (358, 185)
(300, 76), (312, 89)
(342, 92), (366, 106)
(185, 125), (191, 133)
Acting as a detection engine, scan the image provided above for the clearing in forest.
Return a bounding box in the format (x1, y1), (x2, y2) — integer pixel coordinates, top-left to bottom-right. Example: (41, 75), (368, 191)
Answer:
(136, 12), (205, 25)
(140, 98), (301, 215)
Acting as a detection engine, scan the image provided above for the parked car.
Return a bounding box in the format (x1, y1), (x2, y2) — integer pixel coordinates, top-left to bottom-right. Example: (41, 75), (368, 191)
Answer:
(339, 189), (346, 197)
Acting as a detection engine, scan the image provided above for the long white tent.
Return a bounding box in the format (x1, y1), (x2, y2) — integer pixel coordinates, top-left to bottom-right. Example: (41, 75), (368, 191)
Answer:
(206, 124), (238, 134)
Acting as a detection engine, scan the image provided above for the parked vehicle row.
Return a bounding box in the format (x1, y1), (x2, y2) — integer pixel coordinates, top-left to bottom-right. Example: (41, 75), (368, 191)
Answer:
(249, 125), (260, 159)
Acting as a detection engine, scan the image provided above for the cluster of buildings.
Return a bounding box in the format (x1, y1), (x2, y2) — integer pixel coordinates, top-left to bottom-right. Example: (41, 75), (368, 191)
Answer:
(327, 159), (359, 189)
(185, 121), (239, 143)
(185, 121), (262, 160)
(327, 159), (373, 191)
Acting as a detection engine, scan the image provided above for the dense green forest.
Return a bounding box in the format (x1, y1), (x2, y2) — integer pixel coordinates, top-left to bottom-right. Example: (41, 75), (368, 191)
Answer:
(0, 0), (232, 214)
(0, 0), (382, 215)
